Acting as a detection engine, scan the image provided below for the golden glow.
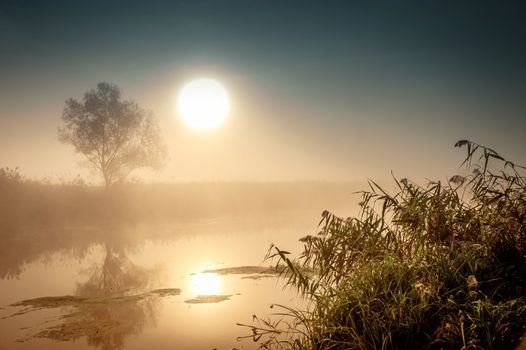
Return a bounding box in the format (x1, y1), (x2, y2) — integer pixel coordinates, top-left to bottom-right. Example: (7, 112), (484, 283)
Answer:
(191, 272), (222, 295)
(177, 78), (230, 129)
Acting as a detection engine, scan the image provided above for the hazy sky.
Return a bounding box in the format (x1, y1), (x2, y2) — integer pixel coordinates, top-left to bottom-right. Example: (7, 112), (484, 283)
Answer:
(1, 0), (525, 183)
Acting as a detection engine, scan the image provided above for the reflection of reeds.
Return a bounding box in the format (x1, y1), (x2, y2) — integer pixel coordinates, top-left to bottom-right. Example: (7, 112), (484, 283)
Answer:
(243, 141), (526, 349)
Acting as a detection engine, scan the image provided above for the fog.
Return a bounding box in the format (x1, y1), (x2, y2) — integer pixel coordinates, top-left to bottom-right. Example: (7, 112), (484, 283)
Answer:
(2, 1), (525, 348)
(0, 176), (362, 349)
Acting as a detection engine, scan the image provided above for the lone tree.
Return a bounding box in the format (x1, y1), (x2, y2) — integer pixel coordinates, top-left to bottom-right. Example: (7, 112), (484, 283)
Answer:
(59, 82), (166, 186)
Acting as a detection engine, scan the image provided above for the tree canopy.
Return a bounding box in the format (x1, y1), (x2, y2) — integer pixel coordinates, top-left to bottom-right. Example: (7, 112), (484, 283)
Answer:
(58, 82), (166, 186)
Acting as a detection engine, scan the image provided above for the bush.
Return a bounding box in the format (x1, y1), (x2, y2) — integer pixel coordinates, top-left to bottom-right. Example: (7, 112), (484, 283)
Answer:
(242, 141), (526, 349)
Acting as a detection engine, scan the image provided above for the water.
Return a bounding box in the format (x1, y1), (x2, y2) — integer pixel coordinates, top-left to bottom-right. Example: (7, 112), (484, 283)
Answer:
(0, 211), (322, 349)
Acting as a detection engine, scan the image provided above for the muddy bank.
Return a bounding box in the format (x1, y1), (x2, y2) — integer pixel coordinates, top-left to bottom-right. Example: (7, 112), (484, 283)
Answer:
(184, 294), (237, 304)
(6, 288), (181, 343)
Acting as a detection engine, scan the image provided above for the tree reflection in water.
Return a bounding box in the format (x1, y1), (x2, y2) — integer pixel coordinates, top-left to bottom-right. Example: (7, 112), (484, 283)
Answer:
(78, 243), (156, 298)
(11, 242), (173, 350)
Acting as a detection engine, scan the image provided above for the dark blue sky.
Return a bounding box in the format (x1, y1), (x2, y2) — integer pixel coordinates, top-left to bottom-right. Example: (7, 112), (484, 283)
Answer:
(1, 1), (525, 182)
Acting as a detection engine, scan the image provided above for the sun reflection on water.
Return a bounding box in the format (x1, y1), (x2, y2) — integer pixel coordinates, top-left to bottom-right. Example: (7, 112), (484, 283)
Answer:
(191, 273), (222, 296)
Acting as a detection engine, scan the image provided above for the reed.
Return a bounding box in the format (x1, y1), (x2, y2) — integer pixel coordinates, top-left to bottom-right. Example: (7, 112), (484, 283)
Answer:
(242, 140), (526, 349)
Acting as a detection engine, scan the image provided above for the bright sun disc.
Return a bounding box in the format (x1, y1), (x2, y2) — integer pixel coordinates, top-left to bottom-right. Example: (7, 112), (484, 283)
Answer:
(177, 78), (230, 129)
(191, 273), (222, 296)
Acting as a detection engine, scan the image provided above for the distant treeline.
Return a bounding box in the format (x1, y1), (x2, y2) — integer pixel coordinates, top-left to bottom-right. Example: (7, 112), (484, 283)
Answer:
(0, 167), (361, 230)
(0, 167), (362, 279)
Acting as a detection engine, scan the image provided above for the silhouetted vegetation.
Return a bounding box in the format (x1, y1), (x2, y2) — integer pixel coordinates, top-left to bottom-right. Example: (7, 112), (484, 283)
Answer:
(243, 141), (526, 349)
(58, 82), (166, 186)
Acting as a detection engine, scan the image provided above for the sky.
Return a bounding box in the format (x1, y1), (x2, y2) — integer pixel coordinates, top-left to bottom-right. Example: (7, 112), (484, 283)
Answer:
(1, 0), (525, 183)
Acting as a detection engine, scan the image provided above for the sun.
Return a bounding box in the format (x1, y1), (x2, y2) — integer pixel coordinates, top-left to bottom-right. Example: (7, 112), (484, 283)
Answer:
(177, 78), (230, 129)
(191, 272), (222, 296)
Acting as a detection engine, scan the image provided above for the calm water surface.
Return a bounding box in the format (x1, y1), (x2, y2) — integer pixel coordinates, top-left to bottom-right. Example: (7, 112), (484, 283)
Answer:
(0, 211), (323, 350)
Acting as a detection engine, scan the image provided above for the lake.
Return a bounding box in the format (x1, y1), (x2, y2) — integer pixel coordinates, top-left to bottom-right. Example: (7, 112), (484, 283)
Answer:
(0, 209), (332, 350)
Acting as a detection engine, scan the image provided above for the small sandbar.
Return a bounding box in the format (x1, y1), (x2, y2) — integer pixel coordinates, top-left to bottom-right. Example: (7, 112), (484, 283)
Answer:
(201, 265), (284, 276)
(4, 288), (182, 319)
(12, 295), (87, 308)
(4, 296), (88, 319)
(241, 274), (277, 280)
(149, 288), (181, 297)
(201, 265), (314, 279)
(184, 295), (235, 304)
(8, 287), (183, 343)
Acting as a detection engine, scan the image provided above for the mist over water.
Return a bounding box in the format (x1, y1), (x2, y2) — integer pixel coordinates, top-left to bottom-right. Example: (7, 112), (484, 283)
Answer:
(2, 1), (525, 348)
(0, 181), (361, 349)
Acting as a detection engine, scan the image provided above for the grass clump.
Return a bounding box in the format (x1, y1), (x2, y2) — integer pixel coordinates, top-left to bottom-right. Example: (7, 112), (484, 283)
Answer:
(242, 140), (526, 349)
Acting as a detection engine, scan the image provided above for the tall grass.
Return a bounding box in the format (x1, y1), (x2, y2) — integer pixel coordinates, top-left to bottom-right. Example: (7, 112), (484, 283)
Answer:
(242, 140), (526, 349)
